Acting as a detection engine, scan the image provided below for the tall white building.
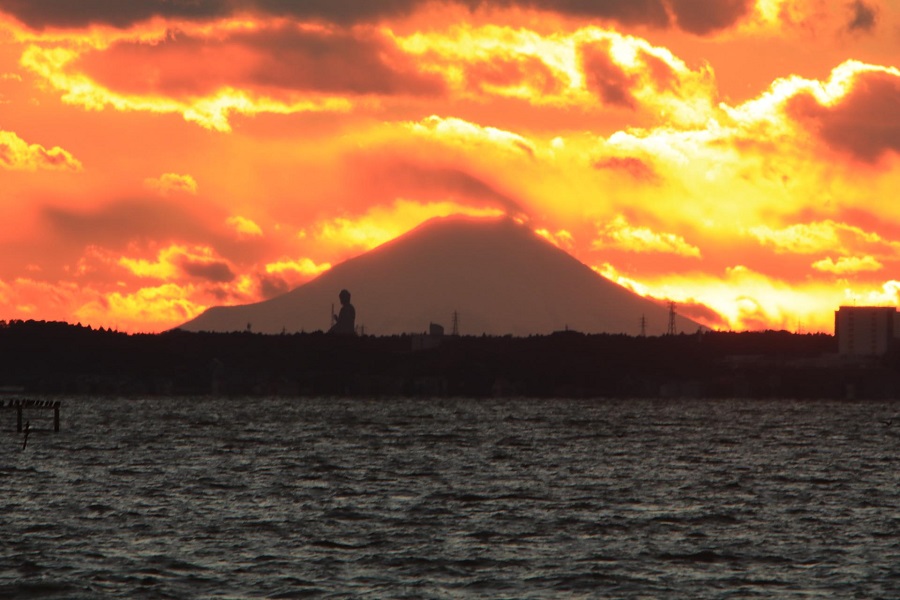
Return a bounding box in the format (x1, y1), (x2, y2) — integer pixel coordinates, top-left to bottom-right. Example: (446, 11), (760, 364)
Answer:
(834, 306), (898, 357)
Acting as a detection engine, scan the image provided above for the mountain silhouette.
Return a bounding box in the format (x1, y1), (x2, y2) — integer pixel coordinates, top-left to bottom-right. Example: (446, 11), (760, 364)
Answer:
(178, 216), (702, 336)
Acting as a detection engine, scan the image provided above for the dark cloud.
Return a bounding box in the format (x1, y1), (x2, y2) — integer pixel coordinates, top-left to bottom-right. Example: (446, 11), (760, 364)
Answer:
(180, 259), (235, 283)
(786, 70), (900, 163)
(43, 198), (211, 246)
(667, 0), (754, 35)
(249, 27), (445, 96)
(250, 0), (429, 24)
(76, 26), (445, 98)
(390, 164), (526, 216)
(258, 274), (290, 299)
(0, 0), (227, 29)
(493, 0), (670, 27)
(581, 42), (637, 108)
(1, 0), (747, 35)
(0, 0), (671, 28)
(847, 0), (877, 32)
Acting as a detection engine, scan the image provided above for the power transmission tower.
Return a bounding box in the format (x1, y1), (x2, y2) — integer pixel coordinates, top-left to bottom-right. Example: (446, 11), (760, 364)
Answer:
(666, 301), (677, 336)
(640, 314), (646, 337)
(451, 311), (459, 336)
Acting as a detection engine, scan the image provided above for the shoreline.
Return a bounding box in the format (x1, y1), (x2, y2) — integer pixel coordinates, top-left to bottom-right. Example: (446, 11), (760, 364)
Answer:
(1, 320), (897, 400)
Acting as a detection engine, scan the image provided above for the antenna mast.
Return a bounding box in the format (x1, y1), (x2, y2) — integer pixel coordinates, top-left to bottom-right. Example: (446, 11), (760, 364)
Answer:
(640, 314), (646, 337)
(451, 310), (459, 336)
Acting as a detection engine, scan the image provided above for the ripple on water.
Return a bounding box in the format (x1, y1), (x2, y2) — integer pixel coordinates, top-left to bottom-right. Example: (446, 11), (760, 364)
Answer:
(2, 396), (900, 598)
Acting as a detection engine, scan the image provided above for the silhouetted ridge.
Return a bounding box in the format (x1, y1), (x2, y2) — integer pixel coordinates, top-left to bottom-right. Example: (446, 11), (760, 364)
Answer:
(179, 215), (702, 335)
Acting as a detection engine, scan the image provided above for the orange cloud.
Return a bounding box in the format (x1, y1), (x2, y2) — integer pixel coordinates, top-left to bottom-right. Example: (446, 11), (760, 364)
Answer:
(309, 199), (505, 252)
(20, 43), (352, 131)
(261, 257), (332, 298)
(119, 244), (236, 284)
(265, 258), (331, 277)
(144, 173), (197, 196)
(786, 64), (900, 163)
(75, 24), (446, 99)
(73, 283), (208, 334)
(594, 215), (701, 257)
(0, 130), (82, 171)
(226, 216), (263, 238)
(749, 220), (898, 256)
(750, 221), (847, 254)
(853, 280), (900, 306)
(812, 255), (883, 274)
(594, 155), (660, 183)
(0, 277), (81, 319)
(463, 54), (565, 99)
(406, 115), (536, 157)
(397, 25), (717, 125)
(535, 228), (575, 250)
(722, 60), (900, 163)
(598, 261), (847, 333)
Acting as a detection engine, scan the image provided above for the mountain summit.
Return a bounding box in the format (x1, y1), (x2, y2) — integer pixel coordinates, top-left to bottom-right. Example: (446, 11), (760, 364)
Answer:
(179, 216), (700, 336)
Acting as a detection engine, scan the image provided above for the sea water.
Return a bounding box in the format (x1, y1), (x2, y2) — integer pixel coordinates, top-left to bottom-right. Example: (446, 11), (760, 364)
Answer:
(1, 396), (898, 599)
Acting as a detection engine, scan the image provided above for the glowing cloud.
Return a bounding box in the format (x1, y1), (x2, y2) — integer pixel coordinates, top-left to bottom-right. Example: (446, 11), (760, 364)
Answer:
(226, 216), (263, 238)
(812, 255), (883, 275)
(20, 44), (352, 132)
(749, 220), (896, 256)
(535, 228), (575, 250)
(595, 216), (701, 257)
(750, 222), (845, 254)
(144, 173), (198, 196)
(309, 199), (505, 251)
(260, 257), (332, 297)
(0, 130), (82, 171)
(74, 283), (207, 334)
(844, 280), (900, 306)
(396, 25), (717, 126)
(407, 115), (536, 157)
(598, 262), (850, 333)
(265, 258), (331, 277)
(118, 245), (234, 283)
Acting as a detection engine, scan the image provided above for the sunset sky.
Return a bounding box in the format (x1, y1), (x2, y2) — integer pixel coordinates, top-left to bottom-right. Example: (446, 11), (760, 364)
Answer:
(1, 0), (899, 334)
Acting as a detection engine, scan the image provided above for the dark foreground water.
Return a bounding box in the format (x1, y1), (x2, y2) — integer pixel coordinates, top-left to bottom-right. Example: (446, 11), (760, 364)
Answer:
(1, 397), (898, 599)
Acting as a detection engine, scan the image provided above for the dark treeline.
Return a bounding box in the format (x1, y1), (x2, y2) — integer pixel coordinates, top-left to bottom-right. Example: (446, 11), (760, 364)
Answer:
(0, 319), (897, 399)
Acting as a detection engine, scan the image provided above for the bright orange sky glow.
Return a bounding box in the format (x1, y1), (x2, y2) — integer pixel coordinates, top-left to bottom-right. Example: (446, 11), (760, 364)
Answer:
(2, 0), (899, 334)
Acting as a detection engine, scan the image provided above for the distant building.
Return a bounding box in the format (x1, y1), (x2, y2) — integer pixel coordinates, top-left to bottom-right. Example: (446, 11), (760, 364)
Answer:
(834, 306), (898, 357)
(412, 322), (445, 352)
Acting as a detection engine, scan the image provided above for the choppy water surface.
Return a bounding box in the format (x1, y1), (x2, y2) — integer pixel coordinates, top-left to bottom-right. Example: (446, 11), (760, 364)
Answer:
(2, 397), (899, 598)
